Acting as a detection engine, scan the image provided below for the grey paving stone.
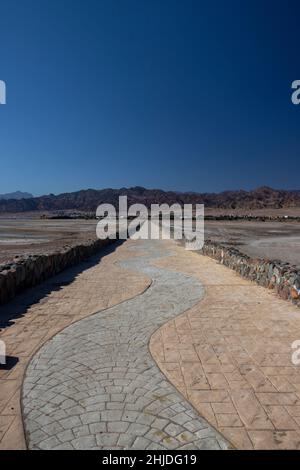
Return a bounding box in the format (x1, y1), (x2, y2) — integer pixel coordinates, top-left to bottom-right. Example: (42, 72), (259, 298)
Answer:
(176, 431), (195, 444)
(34, 414), (56, 427)
(132, 436), (151, 449)
(89, 422), (107, 434)
(106, 402), (124, 410)
(72, 424), (90, 438)
(145, 428), (168, 443)
(25, 419), (40, 434)
(178, 443), (198, 450)
(80, 412), (100, 425)
(39, 436), (61, 450)
(196, 437), (222, 450)
(28, 429), (48, 444)
(111, 393), (125, 402)
(146, 442), (167, 450)
(107, 421), (129, 433)
(165, 423), (184, 437)
(101, 410), (123, 422)
(117, 433), (135, 448)
(42, 421), (64, 436)
(53, 443), (74, 450)
(60, 416), (82, 430)
(67, 405), (86, 416)
(96, 432), (119, 447)
(71, 436), (96, 450)
(136, 413), (156, 426)
(57, 429), (74, 443)
(85, 402), (106, 412)
(196, 427), (220, 439)
(184, 419), (207, 432)
(152, 418), (169, 430)
(162, 436), (180, 449)
(172, 412), (191, 425)
(122, 410), (139, 422)
(127, 423), (149, 436)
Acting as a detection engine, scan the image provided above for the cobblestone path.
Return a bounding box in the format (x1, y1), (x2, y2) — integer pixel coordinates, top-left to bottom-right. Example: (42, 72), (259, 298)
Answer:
(22, 240), (229, 450)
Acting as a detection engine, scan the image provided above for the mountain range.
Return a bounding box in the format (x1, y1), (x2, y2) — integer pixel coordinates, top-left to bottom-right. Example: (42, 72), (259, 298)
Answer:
(0, 191), (33, 200)
(0, 186), (300, 213)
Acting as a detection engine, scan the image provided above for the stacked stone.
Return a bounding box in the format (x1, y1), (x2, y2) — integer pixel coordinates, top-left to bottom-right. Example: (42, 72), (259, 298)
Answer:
(200, 240), (300, 307)
(0, 238), (113, 305)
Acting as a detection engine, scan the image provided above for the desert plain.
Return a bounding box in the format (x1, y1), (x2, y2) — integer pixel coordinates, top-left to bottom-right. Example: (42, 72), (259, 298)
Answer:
(1, 214), (300, 266)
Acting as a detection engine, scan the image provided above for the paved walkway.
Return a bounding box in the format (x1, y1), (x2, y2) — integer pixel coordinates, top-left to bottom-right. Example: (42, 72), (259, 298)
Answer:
(150, 245), (300, 450)
(0, 241), (150, 449)
(3, 238), (300, 450)
(21, 241), (228, 450)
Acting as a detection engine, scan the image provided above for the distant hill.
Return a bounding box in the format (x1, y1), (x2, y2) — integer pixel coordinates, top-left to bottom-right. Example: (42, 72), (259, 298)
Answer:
(0, 186), (299, 213)
(0, 191), (33, 200)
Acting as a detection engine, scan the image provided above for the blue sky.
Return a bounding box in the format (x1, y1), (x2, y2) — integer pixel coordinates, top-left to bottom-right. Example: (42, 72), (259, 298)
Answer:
(0, 0), (300, 196)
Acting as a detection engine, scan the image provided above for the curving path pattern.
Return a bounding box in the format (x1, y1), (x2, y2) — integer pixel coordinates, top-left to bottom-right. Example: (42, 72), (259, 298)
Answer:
(22, 240), (229, 450)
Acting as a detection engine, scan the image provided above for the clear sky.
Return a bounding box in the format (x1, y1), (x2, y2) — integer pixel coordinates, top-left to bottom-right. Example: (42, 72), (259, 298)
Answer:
(0, 0), (300, 196)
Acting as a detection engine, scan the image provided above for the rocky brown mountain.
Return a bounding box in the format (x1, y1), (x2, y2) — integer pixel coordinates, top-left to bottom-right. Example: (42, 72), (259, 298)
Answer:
(0, 191), (33, 200)
(0, 186), (299, 213)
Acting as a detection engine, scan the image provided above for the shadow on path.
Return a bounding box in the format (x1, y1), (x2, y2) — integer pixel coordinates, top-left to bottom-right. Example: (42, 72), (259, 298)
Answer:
(0, 240), (125, 332)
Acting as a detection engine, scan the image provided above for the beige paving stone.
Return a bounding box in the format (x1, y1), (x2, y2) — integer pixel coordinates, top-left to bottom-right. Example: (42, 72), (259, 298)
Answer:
(219, 428), (253, 450)
(0, 415), (27, 450)
(0, 380), (19, 413)
(248, 430), (300, 450)
(206, 373), (228, 390)
(256, 392), (300, 406)
(286, 405), (300, 417)
(181, 363), (210, 390)
(264, 405), (298, 430)
(193, 402), (218, 429)
(0, 415), (15, 441)
(216, 413), (243, 428)
(212, 402), (236, 414)
(231, 390), (274, 429)
(162, 363), (187, 395)
(188, 389), (231, 404)
(0, 240), (151, 449)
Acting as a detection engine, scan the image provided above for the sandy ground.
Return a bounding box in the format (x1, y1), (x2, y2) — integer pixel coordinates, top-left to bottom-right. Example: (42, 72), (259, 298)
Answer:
(205, 220), (300, 266)
(0, 216), (300, 266)
(0, 218), (98, 263)
(204, 207), (300, 217)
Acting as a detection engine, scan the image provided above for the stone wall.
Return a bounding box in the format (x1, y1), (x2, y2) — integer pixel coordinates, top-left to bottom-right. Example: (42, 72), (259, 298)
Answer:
(0, 238), (115, 305)
(199, 240), (300, 307)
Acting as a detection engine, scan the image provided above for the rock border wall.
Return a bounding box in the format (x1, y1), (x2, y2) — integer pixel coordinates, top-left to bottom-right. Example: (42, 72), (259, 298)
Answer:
(0, 238), (114, 305)
(2, 237), (300, 308)
(200, 240), (300, 306)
